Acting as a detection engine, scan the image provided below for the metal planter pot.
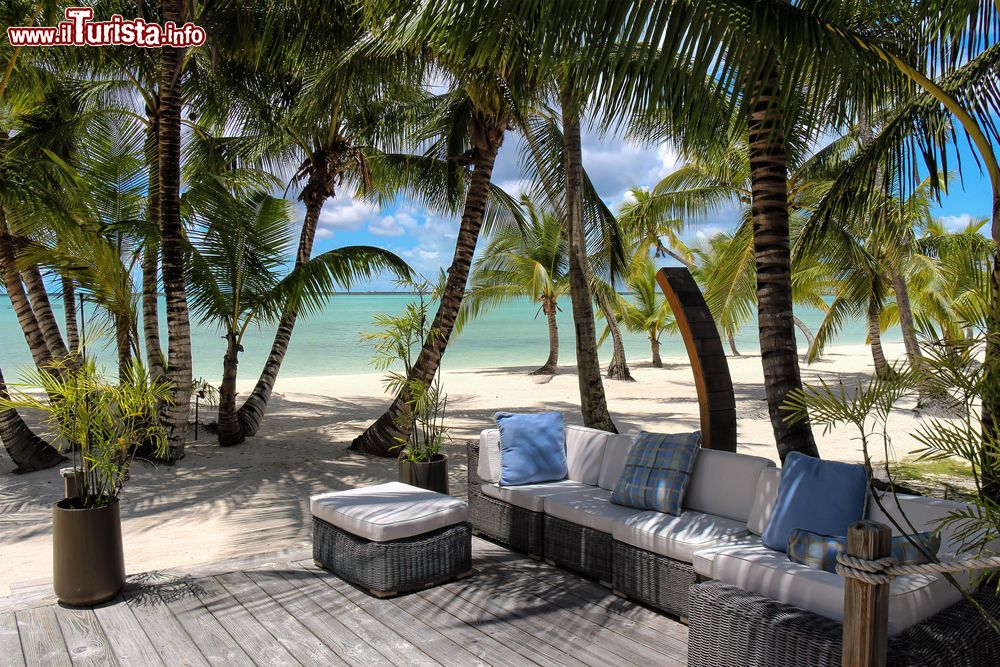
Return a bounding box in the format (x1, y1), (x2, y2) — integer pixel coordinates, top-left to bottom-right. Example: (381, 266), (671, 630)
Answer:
(398, 454), (449, 495)
(52, 499), (125, 606)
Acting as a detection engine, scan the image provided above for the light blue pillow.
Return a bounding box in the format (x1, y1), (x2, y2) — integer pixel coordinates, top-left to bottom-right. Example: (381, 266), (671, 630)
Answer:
(761, 452), (869, 552)
(495, 412), (567, 486)
(610, 431), (701, 515)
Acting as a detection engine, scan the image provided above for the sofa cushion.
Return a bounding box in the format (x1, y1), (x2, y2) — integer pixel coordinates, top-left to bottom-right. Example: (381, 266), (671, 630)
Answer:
(544, 487), (648, 534)
(564, 424), (611, 486)
(866, 493), (982, 556)
(691, 536), (763, 578)
(761, 452), (868, 552)
(481, 480), (591, 512)
(611, 431), (701, 514)
(477, 429), (502, 483)
(712, 543), (964, 635)
(612, 510), (750, 563)
(310, 482), (468, 542)
(496, 412), (567, 486)
(747, 467), (781, 536)
(598, 433), (635, 490)
(787, 528), (940, 574)
(684, 449), (776, 523)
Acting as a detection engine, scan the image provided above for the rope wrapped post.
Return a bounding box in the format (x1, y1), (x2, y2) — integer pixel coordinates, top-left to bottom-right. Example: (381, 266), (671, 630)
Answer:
(842, 520), (892, 667)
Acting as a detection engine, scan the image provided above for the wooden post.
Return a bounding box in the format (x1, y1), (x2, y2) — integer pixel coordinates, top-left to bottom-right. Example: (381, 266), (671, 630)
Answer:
(842, 520), (891, 667)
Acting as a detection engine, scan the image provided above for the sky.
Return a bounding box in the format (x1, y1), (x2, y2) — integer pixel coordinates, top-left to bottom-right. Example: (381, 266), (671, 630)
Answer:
(306, 124), (996, 292)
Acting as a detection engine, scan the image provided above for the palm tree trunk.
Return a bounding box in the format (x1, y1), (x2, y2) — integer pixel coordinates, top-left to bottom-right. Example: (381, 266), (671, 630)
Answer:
(158, 0), (193, 460)
(21, 264), (68, 360)
(217, 334), (245, 446)
(980, 198), (1000, 501)
(350, 119), (506, 455)
(867, 300), (892, 379)
(891, 269), (927, 376)
(0, 366), (64, 473)
(561, 87), (616, 432)
(143, 113), (165, 382)
(238, 171), (331, 437)
(0, 226), (52, 367)
(116, 314), (133, 383)
(727, 331), (741, 357)
(531, 295), (559, 375)
(650, 336), (663, 368)
(61, 274), (79, 353)
(597, 291), (634, 381)
(747, 67), (818, 462)
(793, 316), (815, 354)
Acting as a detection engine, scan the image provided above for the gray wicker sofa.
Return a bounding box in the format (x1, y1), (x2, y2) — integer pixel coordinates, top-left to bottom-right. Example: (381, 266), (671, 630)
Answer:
(468, 425), (1000, 664)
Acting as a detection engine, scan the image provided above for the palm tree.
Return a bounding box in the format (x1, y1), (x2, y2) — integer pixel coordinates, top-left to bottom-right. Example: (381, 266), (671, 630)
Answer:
(460, 197), (569, 375)
(604, 256), (676, 367)
(186, 185), (410, 445)
(0, 365), (65, 473)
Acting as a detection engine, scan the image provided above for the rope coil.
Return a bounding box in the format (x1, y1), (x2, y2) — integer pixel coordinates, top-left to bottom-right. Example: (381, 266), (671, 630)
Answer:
(835, 552), (1000, 585)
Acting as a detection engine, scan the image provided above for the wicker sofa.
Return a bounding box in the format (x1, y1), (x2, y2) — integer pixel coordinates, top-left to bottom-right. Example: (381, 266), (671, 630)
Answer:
(468, 425), (1000, 664)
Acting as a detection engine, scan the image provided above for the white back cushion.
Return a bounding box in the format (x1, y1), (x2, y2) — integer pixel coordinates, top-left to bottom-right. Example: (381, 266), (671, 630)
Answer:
(477, 429), (501, 483)
(683, 449), (777, 523)
(598, 434), (636, 490)
(564, 425), (611, 486)
(866, 493), (978, 555)
(747, 467), (782, 535)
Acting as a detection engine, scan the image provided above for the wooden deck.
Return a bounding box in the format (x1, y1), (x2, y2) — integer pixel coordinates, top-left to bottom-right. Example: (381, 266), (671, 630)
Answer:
(0, 537), (688, 666)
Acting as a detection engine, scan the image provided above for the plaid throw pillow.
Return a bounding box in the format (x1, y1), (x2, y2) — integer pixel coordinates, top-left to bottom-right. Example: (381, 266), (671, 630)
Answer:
(610, 431), (701, 515)
(787, 528), (941, 574)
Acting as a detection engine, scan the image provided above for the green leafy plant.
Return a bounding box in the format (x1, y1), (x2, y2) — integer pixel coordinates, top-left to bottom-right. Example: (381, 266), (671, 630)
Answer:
(0, 357), (171, 508)
(363, 276), (450, 462)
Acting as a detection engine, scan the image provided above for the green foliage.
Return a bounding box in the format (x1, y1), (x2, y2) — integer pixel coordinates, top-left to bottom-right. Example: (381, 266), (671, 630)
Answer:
(0, 357), (171, 507)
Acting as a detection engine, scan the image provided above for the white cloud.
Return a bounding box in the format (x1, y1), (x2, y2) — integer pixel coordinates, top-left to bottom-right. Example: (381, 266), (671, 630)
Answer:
(315, 228), (334, 239)
(318, 196), (379, 232)
(369, 212), (418, 237)
(939, 213), (976, 231)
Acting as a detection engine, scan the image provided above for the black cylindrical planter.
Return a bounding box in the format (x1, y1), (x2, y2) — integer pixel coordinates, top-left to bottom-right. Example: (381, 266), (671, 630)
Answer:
(53, 499), (125, 606)
(398, 454), (449, 494)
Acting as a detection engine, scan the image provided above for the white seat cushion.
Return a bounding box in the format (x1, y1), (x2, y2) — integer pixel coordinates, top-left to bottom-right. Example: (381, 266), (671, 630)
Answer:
(691, 535), (763, 578)
(544, 487), (647, 533)
(565, 425), (612, 486)
(612, 510), (750, 563)
(310, 482), (468, 542)
(598, 433), (636, 490)
(477, 429), (502, 483)
(481, 480), (591, 512)
(747, 466), (781, 535)
(712, 543), (964, 635)
(683, 449), (775, 523)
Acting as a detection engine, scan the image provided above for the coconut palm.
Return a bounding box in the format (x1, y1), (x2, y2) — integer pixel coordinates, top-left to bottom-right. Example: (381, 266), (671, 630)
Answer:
(185, 184), (411, 446)
(460, 197), (569, 375)
(604, 256), (676, 368)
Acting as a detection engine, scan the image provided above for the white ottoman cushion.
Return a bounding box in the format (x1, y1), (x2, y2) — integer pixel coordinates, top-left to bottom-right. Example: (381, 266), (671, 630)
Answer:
(311, 482), (468, 542)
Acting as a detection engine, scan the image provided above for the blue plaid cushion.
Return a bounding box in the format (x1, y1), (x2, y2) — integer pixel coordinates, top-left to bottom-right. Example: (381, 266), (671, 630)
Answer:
(610, 431), (701, 515)
(787, 529), (941, 574)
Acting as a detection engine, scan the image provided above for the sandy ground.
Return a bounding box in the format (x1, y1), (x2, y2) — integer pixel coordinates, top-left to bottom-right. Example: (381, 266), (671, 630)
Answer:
(0, 341), (924, 596)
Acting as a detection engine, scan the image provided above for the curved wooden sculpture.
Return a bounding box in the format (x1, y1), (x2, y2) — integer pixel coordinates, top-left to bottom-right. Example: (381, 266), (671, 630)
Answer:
(655, 267), (737, 452)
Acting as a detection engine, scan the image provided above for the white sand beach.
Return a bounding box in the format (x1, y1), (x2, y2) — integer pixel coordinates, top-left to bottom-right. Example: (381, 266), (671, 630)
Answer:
(0, 341), (922, 595)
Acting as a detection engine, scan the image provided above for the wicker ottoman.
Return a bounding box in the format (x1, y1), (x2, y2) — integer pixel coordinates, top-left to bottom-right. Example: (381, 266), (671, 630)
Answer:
(310, 482), (472, 597)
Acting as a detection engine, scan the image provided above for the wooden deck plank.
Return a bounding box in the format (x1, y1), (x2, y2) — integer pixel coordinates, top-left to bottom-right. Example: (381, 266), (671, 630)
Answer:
(14, 606), (71, 667)
(246, 568), (390, 666)
(0, 612), (25, 667)
(191, 576), (300, 667)
(91, 597), (165, 667)
(282, 563), (435, 667)
(215, 571), (347, 666)
(121, 586), (210, 667)
(52, 606), (113, 666)
(162, 580), (255, 666)
(303, 563), (488, 667)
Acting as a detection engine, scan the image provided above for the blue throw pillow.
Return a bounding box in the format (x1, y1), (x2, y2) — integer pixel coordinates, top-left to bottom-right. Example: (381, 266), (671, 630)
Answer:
(610, 431), (701, 515)
(788, 528), (941, 574)
(761, 452), (869, 552)
(495, 412), (567, 486)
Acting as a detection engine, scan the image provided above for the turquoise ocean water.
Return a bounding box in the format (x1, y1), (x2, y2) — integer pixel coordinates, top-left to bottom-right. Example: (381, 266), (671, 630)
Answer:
(0, 294), (894, 382)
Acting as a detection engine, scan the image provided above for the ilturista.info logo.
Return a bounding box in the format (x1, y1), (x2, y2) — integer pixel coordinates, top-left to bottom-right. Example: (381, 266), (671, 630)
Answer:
(6, 7), (206, 47)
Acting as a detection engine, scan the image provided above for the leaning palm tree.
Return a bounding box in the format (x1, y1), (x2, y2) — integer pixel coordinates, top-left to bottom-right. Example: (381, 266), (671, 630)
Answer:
(459, 197), (569, 375)
(185, 186), (410, 446)
(603, 256), (676, 368)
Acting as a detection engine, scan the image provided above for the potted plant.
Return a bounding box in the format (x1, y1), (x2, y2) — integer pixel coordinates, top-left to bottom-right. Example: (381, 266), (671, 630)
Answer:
(363, 276), (451, 493)
(0, 358), (170, 606)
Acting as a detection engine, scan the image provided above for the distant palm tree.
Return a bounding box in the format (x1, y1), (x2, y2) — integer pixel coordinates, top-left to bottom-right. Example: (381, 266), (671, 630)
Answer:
(460, 197), (569, 375)
(603, 256), (676, 367)
(185, 186), (410, 446)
